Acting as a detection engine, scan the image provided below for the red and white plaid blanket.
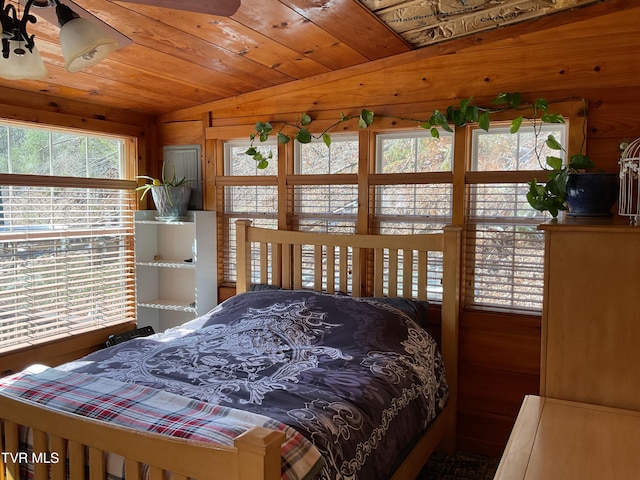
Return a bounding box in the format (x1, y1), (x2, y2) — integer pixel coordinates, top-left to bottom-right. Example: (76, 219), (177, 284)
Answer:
(0, 366), (322, 480)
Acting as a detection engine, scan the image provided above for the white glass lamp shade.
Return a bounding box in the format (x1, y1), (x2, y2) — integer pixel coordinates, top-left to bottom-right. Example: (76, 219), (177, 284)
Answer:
(58, 17), (118, 72)
(0, 42), (48, 80)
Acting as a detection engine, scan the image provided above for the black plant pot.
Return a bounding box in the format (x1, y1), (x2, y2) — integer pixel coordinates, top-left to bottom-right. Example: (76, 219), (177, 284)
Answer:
(566, 172), (618, 217)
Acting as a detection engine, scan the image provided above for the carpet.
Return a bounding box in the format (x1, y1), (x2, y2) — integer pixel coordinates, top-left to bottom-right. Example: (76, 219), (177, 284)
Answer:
(417, 451), (500, 480)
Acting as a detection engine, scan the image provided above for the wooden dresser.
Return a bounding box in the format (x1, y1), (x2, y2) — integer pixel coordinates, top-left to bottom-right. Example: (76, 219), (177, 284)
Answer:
(495, 219), (640, 479)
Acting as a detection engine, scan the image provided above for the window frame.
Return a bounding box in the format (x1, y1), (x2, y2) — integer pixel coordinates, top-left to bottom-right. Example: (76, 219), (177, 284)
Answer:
(0, 120), (138, 354)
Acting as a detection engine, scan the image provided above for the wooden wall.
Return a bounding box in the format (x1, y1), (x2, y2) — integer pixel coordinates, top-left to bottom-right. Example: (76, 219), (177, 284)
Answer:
(157, 0), (640, 457)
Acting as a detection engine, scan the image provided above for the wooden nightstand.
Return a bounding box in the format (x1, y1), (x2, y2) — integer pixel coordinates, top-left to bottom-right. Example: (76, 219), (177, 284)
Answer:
(494, 395), (640, 479)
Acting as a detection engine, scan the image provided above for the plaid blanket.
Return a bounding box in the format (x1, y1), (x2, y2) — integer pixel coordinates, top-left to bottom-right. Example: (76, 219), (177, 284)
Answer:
(0, 365), (322, 480)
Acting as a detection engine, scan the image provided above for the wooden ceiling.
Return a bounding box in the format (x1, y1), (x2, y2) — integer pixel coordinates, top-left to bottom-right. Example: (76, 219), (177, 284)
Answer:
(0, 0), (606, 117)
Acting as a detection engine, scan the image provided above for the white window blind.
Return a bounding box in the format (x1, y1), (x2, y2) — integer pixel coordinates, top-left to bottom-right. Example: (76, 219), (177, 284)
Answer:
(374, 130), (454, 302)
(0, 186), (135, 351)
(376, 184), (452, 302)
(293, 136), (359, 292)
(0, 122), (134, 353)
(466, 183), (547, 311)
(466, 123), (557, 312)
(222, 186), (277, 283)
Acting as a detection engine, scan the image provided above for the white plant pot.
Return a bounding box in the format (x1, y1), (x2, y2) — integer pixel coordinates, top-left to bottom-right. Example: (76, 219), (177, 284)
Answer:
(151, 185), (191, 220)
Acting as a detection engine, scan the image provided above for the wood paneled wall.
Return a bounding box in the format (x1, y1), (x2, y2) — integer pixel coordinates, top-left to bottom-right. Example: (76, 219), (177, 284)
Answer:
(158, 0), (640, 456)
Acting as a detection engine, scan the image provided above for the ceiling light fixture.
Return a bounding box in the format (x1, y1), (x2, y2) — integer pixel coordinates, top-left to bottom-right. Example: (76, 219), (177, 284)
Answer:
(0, 0), (119, 80)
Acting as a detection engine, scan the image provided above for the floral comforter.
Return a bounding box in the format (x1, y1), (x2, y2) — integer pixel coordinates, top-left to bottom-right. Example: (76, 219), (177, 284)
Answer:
(53, 289), (447, 479)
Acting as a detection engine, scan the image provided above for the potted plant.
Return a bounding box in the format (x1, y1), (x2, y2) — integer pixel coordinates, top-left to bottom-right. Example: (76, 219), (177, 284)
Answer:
(245, 93), (616, 218)
(136, 165), (191, 220)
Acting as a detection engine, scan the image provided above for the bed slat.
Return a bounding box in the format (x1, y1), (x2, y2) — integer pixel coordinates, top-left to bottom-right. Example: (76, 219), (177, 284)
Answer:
(272, 244), (282, 287)
(89, 446), (105, 480)
(3, 420), (20, 480)
(314, 245), (323, 291)
(352, 247), (361, 296)
(260, 243), (268, 283)
(388, 249), (398, 297)
(148, 465), (164, 480)
(339, 246), (348, 293)
(293, 244), (303, 290)
(125, 458), (142, 480)
(51, 435), (67, 480)
(374, 248), (384, 296)
(327, 247), (336, 294)
(33, 429), (48, 479)
(417, 250), (428, 301)
(402, 249), (414, 298)
(282, 242), (292, 288)
(68, 441), (84, 480)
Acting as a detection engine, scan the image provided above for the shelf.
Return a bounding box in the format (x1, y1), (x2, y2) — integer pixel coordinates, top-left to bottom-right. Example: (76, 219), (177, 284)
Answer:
(137, 298), (197, 313)
(134, 210), (217, 332)
(135, 219), (194, 225)
(134, 210), (195, 224)
(136, 260), (195, 269)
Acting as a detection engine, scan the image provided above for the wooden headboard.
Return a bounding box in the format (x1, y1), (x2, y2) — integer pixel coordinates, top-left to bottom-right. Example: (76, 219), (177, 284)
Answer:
(234, 219), (462, 450)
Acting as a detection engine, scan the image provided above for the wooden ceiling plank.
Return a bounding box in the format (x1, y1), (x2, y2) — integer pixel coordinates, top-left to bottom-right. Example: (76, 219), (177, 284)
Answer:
(112, 4), (332, 79)
(283, 0), (411, 60)
(32, 40), (229, 106)
(107, 44), (259, 97)
(27, 21), (263, 101)
(28, 60), (200, 115)
(230, 0), (371, 70)
(77, 0), (297, 87)
(0, 85), (153, 128)
(182, 7), (640, 121)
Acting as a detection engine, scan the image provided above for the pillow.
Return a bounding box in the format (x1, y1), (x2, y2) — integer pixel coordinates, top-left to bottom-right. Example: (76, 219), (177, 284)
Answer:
(367, 297), (429, 329)
(249, 283), (283, 291)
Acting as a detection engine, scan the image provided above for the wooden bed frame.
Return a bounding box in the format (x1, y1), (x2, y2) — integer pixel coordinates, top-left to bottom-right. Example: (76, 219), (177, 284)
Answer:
(0, 221), (461, 480)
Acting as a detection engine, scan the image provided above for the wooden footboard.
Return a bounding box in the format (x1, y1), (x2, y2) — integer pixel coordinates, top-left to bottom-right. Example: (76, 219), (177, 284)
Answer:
(0, 393), (284, 480)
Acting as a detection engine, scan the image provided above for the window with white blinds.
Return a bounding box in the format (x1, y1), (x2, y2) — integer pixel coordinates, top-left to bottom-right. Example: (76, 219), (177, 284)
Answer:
(0, 123), (135, 352)
(466, 125), (557, 312)
(292, 184), (358, 233)
(466, 184), (548, 311)
(374, 130), (454, 301)
(222, 141), (278, 283)
(292, 136), (358, 291)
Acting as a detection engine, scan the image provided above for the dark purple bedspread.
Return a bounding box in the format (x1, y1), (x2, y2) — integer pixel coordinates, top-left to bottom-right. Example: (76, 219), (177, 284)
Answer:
(59, 289), (449, 479)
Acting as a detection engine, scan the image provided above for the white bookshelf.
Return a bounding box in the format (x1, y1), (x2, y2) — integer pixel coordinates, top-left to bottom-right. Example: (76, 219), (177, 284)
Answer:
(134, 210), (217, 332)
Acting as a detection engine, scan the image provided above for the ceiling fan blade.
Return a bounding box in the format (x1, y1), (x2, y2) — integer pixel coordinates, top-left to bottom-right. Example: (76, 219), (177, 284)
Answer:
(116, 0), (241, 16)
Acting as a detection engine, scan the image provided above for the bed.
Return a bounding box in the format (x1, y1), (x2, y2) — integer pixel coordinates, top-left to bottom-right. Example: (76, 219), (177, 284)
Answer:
(0, 220), (461, 480)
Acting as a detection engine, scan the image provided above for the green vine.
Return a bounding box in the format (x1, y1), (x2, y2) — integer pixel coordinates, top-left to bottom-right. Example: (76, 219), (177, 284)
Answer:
(245, 92), (593, 217)
(245, 110), (375, 169)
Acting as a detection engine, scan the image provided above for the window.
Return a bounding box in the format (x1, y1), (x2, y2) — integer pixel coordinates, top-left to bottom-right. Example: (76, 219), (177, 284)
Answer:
(374, 130), (454, 300)
(222, 141), (278, 283)
(465, 125), (559, 312)
(294, 135), (358, 233)
(0, 123), (135, 352)
(291, 136), (359, 291)
(214, 110), (579, 312)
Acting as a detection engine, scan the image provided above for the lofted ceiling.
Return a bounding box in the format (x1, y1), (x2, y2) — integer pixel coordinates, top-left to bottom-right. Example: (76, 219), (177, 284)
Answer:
(0, 0), (606, 116)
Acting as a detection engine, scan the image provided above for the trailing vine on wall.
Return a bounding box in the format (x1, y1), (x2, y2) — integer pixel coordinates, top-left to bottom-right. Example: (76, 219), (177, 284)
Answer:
(245, 92), (594, 217)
